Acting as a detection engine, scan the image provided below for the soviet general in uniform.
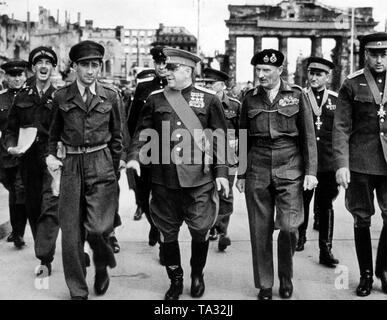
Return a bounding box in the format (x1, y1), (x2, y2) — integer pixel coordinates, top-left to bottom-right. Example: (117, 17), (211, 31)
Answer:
(0, 60), (28, 249)
(333, 32), (387, 297)
(127, 48), (229, 300)
(295, 57), (340, 268)
(47, 41), (122, 300)
(236, 49), (317, 300)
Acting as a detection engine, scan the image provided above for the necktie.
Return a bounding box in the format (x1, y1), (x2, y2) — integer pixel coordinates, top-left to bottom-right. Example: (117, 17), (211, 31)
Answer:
(84, 87), (93, 109)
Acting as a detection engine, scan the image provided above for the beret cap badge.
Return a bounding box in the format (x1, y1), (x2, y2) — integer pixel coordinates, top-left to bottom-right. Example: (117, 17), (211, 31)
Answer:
(263, 55), (270, 63)
(270, 53), (277, 63)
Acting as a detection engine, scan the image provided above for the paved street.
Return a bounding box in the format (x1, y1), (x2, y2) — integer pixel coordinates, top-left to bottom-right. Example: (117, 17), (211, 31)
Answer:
(0, 171), (386, 300)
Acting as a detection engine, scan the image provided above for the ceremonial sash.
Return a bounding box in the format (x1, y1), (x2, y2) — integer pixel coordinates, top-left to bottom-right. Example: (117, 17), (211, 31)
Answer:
(364, 67), (387, 120)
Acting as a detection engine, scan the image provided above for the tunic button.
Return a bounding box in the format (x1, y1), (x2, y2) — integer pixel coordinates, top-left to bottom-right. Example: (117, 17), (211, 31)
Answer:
(177, 121), (182, 126)
(381, 119), (385, 123)
(381, 132), (384, 136)
(176, 134), (181, 138)
(316, 137), (320, 141)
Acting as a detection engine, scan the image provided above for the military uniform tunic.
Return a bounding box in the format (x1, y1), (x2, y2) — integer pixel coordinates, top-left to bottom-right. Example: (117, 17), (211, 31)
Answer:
(239, 80), (317, 289)
(5, 83), (59, 262)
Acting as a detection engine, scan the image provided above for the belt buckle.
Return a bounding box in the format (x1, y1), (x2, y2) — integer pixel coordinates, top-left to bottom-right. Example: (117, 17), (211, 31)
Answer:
(80, 146), (87, 153)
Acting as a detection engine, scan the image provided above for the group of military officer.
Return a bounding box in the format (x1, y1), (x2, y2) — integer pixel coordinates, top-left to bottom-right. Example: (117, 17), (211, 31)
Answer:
(1, 30), (387, 300)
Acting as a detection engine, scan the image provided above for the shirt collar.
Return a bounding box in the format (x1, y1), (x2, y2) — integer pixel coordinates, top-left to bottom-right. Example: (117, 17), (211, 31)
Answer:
(76, 80), (96, 97)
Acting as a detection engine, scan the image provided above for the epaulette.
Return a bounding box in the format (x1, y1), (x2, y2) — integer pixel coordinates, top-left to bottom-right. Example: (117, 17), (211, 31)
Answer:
(100, 82), (119, 93)
(347, 69), (364, 79)
(149, 88), (164, 96)
(137, 77), (155, 84)
(290, 84), (303, 91)
(327, 90), (338, 97)
(0, 88), (7, 95)
(194, 85), (216, 95)
(229, 96), (241, 105)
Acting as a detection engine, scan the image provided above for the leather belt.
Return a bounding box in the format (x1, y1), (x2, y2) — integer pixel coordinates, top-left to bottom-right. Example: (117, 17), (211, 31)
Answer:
(66, 143), (107, 154)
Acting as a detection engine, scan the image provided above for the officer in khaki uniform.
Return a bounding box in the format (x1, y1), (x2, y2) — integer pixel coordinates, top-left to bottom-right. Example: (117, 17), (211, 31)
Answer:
(236, 49), (318, 300)
(295, 57), (340, 268)
(47, 41), (122, 300)
(127, 48), (229, 300)
(5, 48), (60, 274)
(202, 67), (240, 252)
(0, 60), (28, 248)
(333, 32), (387, 297)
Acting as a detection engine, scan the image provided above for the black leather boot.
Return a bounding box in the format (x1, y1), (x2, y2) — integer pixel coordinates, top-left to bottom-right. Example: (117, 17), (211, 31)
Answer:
(190, 240), (209, 298)
(163, 241), (183, 300)
(165, 265), (184, 300)
(295, 231), (306, 252)
(375, 226), (387, 293)
(354, 227), (373, 297)
(319, 209), (339, 267)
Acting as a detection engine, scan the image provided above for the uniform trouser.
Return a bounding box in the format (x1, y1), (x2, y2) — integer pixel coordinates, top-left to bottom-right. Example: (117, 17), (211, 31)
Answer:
(59, 148), (117, 298)
(245, 174), (303, 289)
(19, 144), (59, 263)
(134, 166), (158, 231)
(0, 166), (27, 237)
(299, 172), (339, 239)
(215, 174), (235, 235)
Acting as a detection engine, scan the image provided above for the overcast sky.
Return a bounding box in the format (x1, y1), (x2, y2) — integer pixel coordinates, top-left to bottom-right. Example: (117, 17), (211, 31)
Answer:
(2, 0), (386, 56)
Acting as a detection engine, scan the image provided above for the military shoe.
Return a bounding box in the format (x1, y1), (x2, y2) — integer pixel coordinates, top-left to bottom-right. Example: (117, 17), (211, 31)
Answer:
(94, 267), (110, 295)
(258, 288), (272, 300)
(279, 276), (293, 299)
(164, 279), (183, 300)
(379, 271), (387, 294)
(191, 274), (205, 298)
(13, 235), (26, 249)
(319, 250), (339, 268)
(209, 227), (218, 241)
(356, 271), (373, 297)
(109, 236), (120, 253)
(6, 232), (15, 242)
(133, 206), (143, 221)
(218, 234), (231, 251)
(295, 235), (306, 252)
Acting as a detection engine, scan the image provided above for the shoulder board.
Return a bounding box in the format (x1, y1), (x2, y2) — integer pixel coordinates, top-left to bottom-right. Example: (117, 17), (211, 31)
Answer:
(55, 82), (72, 92)
(0, 88), (7, 95)
(137, 77), (155, 84)
(100, 82), (118, 93)
(194, 85), (216, 95)
(347, 69), (364, 79)
(327, 90), (338, 97)
(290, 84), (302, 91)
(246, 87), (256, 95)
(149, 88), (164, 96)
(228, 96), (241, 105)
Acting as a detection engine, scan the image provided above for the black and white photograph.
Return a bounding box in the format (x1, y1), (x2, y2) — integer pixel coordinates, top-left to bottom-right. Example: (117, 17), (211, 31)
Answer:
(1, 0), (387, 310)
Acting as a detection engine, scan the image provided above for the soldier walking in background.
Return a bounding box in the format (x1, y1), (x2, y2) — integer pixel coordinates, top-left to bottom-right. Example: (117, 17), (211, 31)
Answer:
(0, 60), (28, 248)
(47, 41), (122, 300)
(295, 57), (340, 268)
(202, 67), (240, 252)
(333, 32), (387, 296)
(237, 49), (317, 300)
(5, 48), (60, 275)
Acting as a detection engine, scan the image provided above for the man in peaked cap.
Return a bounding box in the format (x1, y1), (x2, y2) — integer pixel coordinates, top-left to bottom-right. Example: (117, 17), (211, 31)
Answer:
(0, 59), (28, 249)
(46, 40), (122, 299)
(333, 32), (387, 297)
(5, 47), (60, 276)
(127, 47), (229, 300)
(236, 49), (317, 300)
(202, 67), (241, 252)
(295, 57), (340, 268)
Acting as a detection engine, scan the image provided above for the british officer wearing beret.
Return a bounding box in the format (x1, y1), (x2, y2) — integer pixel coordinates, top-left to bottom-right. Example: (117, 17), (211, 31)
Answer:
(126, 46), (167, 264)
(333, 32), (387, 296)
(5, 48), (60, 275)
(236, 49), (317, 300)
(0, 59), (28, 249)
(202, 67), (240, 252)
(295, 57), (340, 269)
(47, 40), (122, 299)
(127, 47), (229, 300)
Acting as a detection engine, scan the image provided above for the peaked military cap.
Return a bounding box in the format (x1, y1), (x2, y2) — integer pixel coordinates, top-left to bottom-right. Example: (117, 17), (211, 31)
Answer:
(203, 68), (229, 82)
(69, 40), (105, 63)
(163, 47), (201, 68)
(29, 46), (57, 67)
(361, 32), (387, 50)
(137, 69), (156, 79)
(251, 49), (284, 67)
(1, 59), (28, 75)
(307, 57), (335, 73)
(150, 46), (167, 63)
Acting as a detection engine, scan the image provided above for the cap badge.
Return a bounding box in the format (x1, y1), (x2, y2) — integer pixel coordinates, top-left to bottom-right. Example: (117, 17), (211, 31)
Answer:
(263, 55), (270, 63)
(270, 53), (277, 63)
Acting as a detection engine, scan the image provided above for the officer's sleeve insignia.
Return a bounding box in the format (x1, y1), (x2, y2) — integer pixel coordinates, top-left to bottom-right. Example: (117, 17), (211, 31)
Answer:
(149, 88), (164, 96)
(347, 69), (364, 79)
(137, 77), (155, 84)
(327, 90), (338, 98)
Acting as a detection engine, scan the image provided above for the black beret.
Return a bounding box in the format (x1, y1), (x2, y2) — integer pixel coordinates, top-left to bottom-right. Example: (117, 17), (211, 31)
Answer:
(203, 68), (229, 82)
(361, 32), (387, 49)
(150, 46), (167, 63)
(306, 57), (335, 72)
(69, 40), (105, 63)
(251, 49), (284, 67)
(1, 59), (28, 75)
(137, 69), (156, 79)
(29, 46), (57, 67)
